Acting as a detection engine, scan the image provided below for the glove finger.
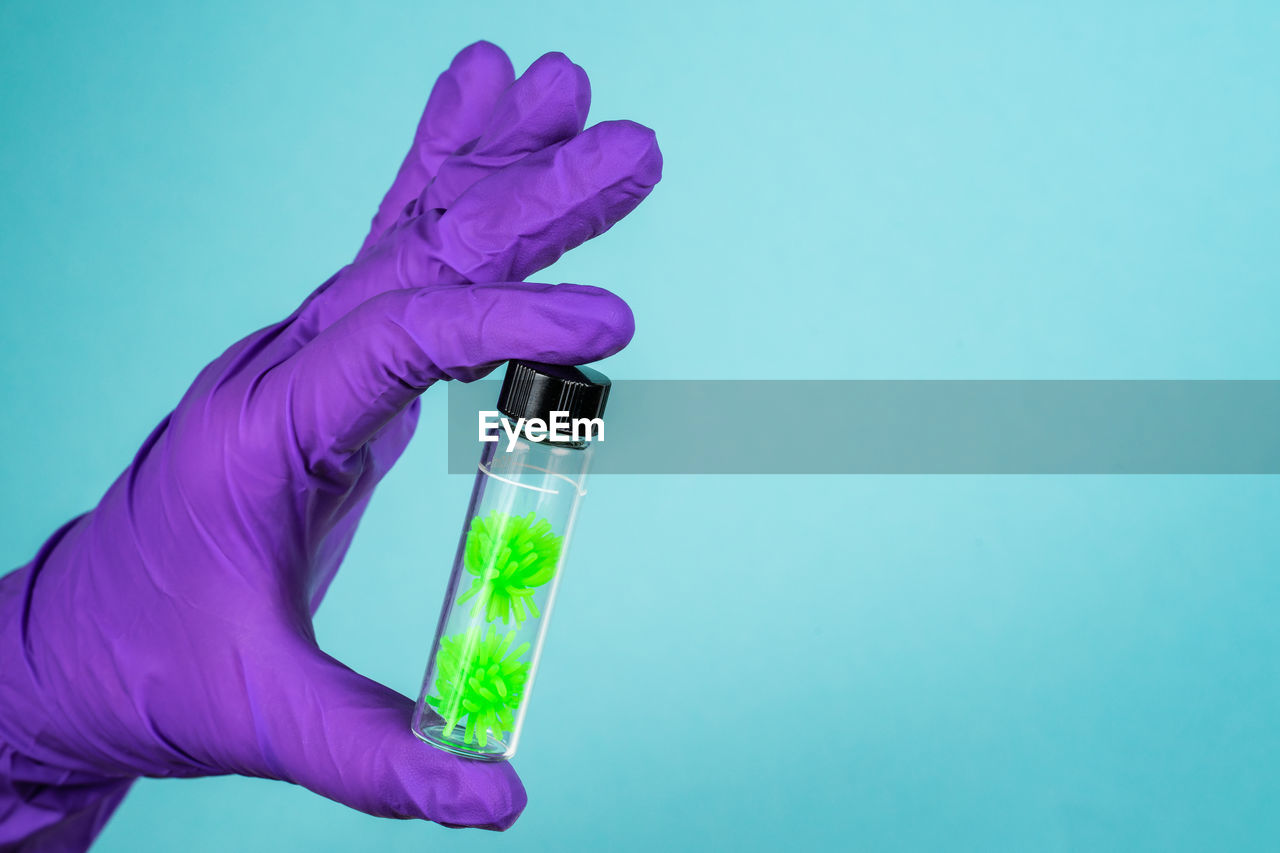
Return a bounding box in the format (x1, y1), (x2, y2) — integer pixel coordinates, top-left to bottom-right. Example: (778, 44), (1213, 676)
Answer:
(254, 641), (527, 829)
(306, 120), (661, 332)
(418, 51), (591, 214)
(422, 119), (662, 284)
(357, 41), (515, 259)
(270, 282), (633, 472)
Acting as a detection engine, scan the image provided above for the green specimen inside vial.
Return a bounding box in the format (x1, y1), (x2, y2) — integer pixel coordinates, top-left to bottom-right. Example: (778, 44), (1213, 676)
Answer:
(427, 627), (532, 747)
(457, 510), (563, 625)
(427, 511), (562, 748)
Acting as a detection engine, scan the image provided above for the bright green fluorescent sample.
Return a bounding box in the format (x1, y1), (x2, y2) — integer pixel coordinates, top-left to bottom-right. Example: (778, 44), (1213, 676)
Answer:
(427, 627), (532, 747)
(457, 510), (562, 625)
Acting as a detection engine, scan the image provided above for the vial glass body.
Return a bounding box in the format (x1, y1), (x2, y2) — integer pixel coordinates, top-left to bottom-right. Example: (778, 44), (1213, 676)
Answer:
(412, 430), (592, 760)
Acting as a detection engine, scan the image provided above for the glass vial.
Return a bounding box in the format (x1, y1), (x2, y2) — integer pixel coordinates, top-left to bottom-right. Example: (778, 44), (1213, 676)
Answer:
(412, 360), (611, 760)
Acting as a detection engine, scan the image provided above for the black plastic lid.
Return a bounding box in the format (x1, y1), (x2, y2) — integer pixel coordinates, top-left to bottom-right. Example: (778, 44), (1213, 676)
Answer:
(496, 360), (611, 423)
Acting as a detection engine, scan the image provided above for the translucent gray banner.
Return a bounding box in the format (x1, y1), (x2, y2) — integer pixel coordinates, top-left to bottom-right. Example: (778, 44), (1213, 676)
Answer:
(446, 381), (1280, 474)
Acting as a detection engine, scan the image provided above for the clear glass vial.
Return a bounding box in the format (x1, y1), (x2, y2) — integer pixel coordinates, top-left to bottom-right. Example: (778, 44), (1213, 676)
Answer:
(412, 360), (611, 760)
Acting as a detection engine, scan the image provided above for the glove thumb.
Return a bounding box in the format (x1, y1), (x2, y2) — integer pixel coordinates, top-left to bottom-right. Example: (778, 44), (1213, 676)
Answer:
(254, 641), (526, 830)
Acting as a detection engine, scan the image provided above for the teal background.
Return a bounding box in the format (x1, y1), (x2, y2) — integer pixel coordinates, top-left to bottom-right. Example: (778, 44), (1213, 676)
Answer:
(2, 1), (1279, 850)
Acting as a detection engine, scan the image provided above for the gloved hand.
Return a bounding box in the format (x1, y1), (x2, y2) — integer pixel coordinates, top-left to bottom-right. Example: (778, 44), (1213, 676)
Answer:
(0, 41), (660, 850)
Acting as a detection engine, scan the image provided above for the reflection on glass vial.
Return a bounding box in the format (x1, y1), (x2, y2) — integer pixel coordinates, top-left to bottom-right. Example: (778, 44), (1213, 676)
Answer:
(412, 360), (610, 760)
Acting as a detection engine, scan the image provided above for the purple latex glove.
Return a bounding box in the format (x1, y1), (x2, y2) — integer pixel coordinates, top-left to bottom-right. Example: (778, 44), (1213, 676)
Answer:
(0, 41), (660, 850)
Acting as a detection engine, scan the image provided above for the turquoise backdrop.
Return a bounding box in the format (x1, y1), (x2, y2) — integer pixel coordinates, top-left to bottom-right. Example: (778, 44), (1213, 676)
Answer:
(2, 1), (1279, 850)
